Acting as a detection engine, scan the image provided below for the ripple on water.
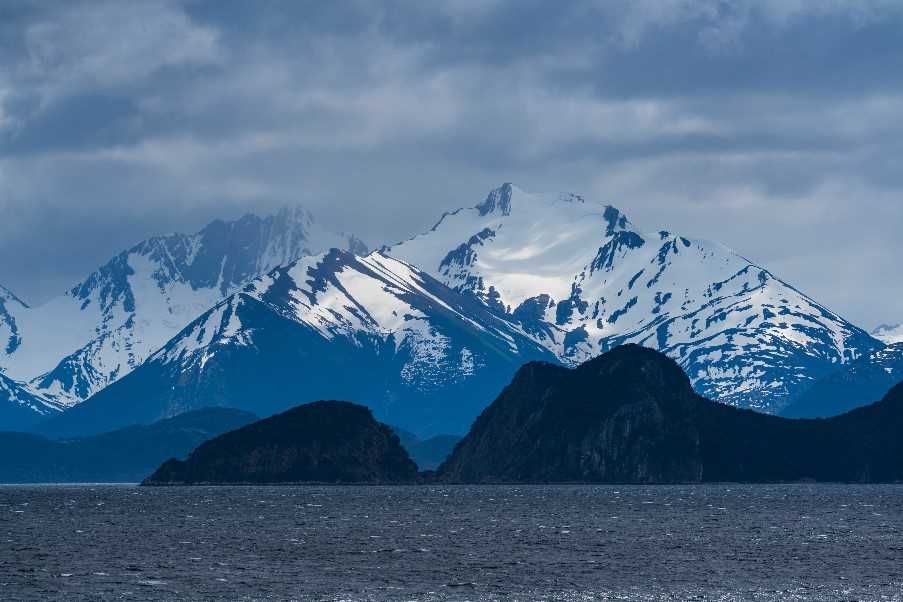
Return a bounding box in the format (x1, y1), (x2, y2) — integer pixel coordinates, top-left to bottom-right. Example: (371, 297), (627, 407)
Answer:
(2, 484), (903, 601)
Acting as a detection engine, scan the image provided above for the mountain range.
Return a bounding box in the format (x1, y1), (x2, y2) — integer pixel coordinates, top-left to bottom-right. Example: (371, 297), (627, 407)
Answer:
(1, 184), (897, 435)
(36, 249), (555, 438)
(0, 208), (365, 427)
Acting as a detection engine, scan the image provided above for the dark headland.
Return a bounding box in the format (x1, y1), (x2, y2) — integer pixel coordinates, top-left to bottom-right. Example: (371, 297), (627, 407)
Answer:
(437, 344), (903, 483)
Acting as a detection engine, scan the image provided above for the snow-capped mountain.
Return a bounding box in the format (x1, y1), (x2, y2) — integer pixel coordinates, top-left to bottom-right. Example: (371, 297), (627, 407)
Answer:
(38, 250), (556, 438)
(0, 206), (366, 410)
(873, 324), (903, 344)
(782, 343), (903, 418)
(387, 183), (881, 412)
(0, 287), (58, 429)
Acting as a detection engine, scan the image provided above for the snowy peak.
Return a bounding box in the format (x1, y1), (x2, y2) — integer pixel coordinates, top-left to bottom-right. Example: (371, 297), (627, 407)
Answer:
(476, 183), (515, 216)
(385, 183), (880, 412)
(873, 323), (903, 344)
(188, 204), (364, 294)
(155, 247), (554, 388)
(387, 183), (622, 315)
(0, 205), (366, 411)
(251, 248), (546, 359)
(68, 203), (361, 302)
(44, 247), (558, 437)
(476, 183), (590, 218)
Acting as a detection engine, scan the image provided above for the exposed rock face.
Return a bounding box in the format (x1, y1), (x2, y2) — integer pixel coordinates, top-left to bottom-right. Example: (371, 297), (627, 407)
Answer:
(143, 401), (419, 485)
(438, 344), (903, 484)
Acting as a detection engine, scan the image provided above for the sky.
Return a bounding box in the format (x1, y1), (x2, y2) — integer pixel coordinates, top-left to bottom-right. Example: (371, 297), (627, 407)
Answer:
(0, 0), (901, 329)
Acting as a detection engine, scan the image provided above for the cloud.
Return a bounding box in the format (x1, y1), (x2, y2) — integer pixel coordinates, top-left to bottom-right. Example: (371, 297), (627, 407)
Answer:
(599, 0), (903, 52)
(0, 0), (901, 329)
(0, 0), (220, 146)
(22, 0), (220, 90)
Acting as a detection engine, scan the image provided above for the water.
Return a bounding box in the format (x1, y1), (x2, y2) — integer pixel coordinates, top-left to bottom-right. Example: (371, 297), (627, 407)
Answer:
(2, 484), (903, 601)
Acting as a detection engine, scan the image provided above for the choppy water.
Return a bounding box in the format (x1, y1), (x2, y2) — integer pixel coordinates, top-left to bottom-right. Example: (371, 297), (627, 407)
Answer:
(2, 484), (903, 601)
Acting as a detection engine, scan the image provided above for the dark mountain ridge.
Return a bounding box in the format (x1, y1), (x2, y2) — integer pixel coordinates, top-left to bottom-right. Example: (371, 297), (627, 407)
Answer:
(438, 344), (903, 484)
(0, 408), (256, 483)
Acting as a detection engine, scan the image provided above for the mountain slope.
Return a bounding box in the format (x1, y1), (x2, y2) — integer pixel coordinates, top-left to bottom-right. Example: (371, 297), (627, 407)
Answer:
(781, 343), (903, 418)
(37, 250), (556, 439)
(387, 183), (879, 412)
(438, 344), (903, 484)
(0, 408), (256, 483)
(0, 207), (365, 411)
(0, 286), (55, 429)
(0, 371), (60, 431)
(143, 401), (418, 485)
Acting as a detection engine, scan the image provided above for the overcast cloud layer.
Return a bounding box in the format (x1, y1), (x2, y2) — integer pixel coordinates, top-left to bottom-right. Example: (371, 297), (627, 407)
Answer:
(0, 0), (901, 329)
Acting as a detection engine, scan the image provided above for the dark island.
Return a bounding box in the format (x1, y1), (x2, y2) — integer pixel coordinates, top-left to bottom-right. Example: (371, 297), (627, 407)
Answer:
(437, 344), (903, 483)
(143, 400), (418, 485)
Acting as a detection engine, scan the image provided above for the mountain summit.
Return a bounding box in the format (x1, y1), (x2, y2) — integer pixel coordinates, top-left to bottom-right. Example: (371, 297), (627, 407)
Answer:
(0, 206), (365, 418)
(387, 183), (880, 412)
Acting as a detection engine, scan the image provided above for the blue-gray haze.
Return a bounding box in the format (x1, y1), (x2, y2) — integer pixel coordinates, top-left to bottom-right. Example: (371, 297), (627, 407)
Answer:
(0, 1), (901, 329)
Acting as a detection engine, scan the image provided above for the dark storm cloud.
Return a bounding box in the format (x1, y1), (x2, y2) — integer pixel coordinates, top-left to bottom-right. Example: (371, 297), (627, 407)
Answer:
(0, 0), (901, 328)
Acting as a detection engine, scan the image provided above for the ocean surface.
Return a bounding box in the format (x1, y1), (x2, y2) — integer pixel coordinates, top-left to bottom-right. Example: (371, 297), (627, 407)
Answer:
(2, 484), (903, 601)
